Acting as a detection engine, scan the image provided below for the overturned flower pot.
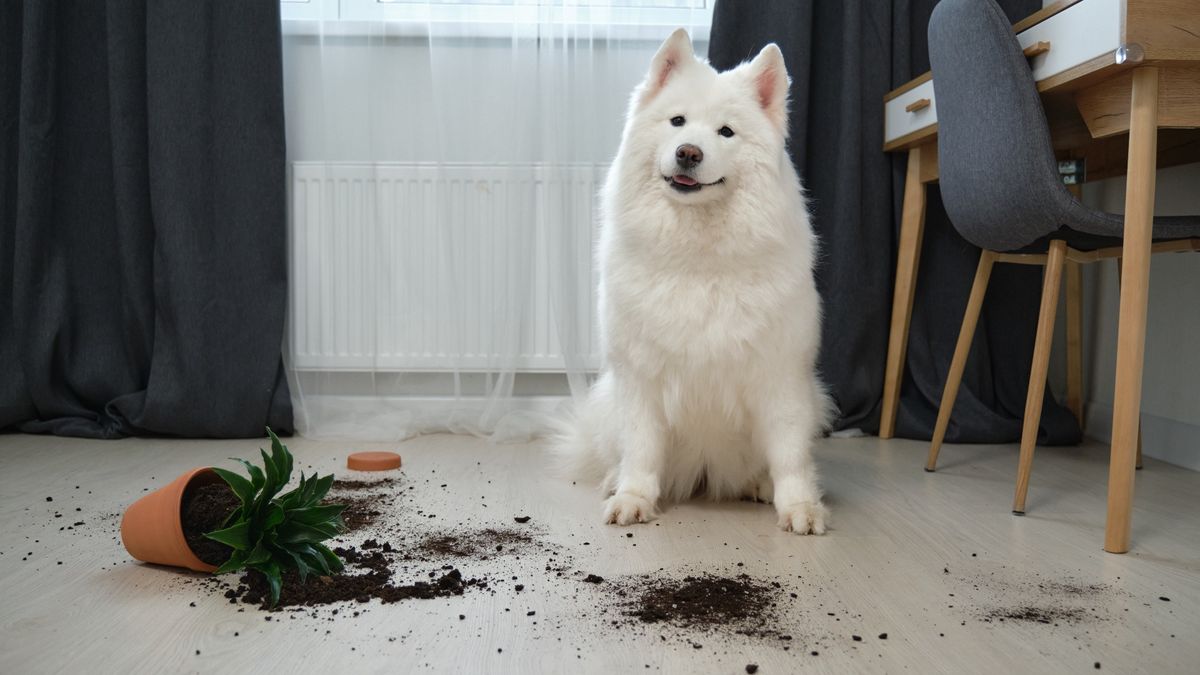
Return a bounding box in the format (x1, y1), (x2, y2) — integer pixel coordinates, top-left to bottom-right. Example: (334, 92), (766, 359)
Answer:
(121, 467), (227, 573)
(120, 429), (347, 606)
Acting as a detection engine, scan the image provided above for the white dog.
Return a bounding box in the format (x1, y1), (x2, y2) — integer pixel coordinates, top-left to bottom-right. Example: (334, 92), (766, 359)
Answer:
(555, 29), (831, 534)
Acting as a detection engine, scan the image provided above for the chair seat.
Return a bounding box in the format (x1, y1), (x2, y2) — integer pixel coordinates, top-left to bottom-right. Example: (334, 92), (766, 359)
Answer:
(1011, 213), (1200, 254)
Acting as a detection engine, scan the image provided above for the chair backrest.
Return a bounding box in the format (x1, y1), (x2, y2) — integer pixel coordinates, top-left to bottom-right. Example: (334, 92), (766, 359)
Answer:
(928, 0), (1072, 251)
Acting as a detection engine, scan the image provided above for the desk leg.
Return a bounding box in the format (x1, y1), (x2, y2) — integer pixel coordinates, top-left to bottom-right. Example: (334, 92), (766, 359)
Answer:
(1065, 261), (1085, 427)
(1105, 66), (1158, 554)
(880, 147), (928, 438)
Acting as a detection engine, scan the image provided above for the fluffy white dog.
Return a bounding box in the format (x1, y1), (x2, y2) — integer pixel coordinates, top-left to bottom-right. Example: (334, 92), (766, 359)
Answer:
(556, 29), (831, 534)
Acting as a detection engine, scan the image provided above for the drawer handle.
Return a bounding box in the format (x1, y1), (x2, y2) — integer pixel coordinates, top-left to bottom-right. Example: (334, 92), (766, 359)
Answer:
(1023, 40), (1051, 57)
(905, 98), (931, 113)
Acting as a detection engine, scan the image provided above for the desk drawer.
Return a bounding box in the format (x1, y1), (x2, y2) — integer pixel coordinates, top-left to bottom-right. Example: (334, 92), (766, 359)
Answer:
(884, 78), (937, 147)
(1017, 0), (1122, 82)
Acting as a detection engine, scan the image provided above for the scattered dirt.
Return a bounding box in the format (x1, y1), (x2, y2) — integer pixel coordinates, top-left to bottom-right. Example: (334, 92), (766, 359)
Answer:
(983, 605), (1092, 625)
(332, 478), (398, 492)
(607, 572), (795, 642)
(228, 544), (486, 609)
(180, 482), (239, 566)
(417, 528), (538, 560)
(336, 494), (385, 534)
(968, 571), (1113, 629)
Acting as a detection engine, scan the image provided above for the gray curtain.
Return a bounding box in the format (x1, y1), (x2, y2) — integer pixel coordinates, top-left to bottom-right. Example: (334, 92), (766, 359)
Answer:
(708, 0), (1080, 445)
(0, 0), (293, 439)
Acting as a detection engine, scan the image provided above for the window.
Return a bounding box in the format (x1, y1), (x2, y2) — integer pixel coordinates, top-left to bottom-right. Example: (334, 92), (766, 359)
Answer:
(281, 0), (714, 37)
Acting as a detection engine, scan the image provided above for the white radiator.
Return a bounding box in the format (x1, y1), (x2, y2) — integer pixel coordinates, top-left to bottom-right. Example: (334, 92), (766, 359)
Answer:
(288, 162), (603, 372)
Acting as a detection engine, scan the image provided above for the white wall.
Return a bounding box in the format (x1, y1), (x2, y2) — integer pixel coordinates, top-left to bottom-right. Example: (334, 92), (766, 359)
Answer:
(1075, 165), (1200, 469)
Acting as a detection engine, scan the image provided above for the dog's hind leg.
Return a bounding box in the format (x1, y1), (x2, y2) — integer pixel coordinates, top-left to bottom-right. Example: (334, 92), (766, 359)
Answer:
(740, 472), (774, 504)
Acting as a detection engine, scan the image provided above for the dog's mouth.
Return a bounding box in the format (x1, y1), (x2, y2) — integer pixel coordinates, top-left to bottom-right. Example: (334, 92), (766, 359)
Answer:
(664, 174), (725, 193)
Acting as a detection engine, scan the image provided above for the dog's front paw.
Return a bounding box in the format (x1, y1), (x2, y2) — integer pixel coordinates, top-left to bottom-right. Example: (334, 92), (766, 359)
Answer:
(603, 492), (656, 526)
(776, 501), (828, 535)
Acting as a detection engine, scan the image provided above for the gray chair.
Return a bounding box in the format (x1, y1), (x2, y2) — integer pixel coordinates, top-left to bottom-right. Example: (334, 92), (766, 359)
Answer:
(922, 0), (1200, 513)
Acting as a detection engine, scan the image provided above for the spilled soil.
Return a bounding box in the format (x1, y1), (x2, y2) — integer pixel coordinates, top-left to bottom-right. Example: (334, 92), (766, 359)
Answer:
(983, 605), (1092, 625)
(618, 573), (791, 640)
(180, 482), (239, 566)
(332, 478), (399, 492)
(227, 544), (486, 609)
(417, 528), (538, 560)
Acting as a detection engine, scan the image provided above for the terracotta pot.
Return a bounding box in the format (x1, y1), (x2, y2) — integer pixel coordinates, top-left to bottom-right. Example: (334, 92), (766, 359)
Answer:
(120, 467), (221, 573)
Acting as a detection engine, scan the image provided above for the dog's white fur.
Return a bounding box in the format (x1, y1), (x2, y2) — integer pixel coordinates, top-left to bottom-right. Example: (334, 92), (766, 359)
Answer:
(554, 29), (832, 534)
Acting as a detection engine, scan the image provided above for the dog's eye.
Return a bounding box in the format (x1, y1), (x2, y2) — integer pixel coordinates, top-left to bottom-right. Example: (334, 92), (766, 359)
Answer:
(670, 116), (686, 127)
(718, 126), (735, 138)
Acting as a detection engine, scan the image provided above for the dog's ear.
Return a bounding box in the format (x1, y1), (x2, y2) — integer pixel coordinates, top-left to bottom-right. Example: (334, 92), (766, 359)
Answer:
(638, 28), (694, 106)
(746, 43), (790, 131)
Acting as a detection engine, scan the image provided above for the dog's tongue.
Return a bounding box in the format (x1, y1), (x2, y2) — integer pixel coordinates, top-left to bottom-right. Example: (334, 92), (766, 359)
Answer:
(673, 175), (698, 186)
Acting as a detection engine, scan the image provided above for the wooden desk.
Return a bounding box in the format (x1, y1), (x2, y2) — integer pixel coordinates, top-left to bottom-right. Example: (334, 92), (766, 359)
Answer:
(878, 0), (1200, 553)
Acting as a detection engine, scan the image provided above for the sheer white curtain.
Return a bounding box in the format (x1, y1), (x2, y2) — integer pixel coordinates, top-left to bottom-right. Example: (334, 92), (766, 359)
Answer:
(279, 1), (711, 441)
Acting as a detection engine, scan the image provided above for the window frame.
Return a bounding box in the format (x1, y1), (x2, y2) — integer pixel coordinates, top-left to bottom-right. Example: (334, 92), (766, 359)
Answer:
(281, 0), (713, 40)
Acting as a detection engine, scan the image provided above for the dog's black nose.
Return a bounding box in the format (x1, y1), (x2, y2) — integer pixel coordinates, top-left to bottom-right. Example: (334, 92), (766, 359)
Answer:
(675, 144), (703, 169)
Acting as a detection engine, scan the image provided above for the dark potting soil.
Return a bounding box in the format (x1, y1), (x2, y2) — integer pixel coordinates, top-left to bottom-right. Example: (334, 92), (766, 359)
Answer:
(614, 573), (791, 640)
(983, 605), (1092, 625)
(418, 528), (536, 559)
(231, 544), (485, 609)
(332, 478), (398, 491)
(181, 482), (240, 566)
(336, 494), (385, 533)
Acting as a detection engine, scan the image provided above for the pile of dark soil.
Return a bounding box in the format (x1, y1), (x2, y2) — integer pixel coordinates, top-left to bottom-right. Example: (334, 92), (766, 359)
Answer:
(181, 482), (240, 566)
(611, 573), (794, 641)
(229, 544), (487, 609)
(418, 528), (537, 560)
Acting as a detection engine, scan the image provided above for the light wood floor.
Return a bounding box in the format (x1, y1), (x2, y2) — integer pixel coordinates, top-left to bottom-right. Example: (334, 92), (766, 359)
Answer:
(1, 432), (1198, 674)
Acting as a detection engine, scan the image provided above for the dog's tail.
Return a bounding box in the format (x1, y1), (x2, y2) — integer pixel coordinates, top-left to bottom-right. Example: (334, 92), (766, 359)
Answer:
(546, 389), (615, 490)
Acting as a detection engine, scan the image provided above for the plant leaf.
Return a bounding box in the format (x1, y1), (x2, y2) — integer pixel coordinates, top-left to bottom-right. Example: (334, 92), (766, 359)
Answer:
(244, 542), (272, 566)
(233, 458), (265, 492)
(214, 548), (249, 575)
(289, 504), (346, 525)
(313, 543), (344, 573)
(220, 505), (243, 530)
(310, 474), (335, 503)
(290, 544), (328, 574)
(210, 467), (254, 508)
(204, 521), (251, 550)
(264, 503), (285, 529)
(268, 428), (293, 487)
(259, 448), (279, 495)
(284, 548), (313, 583)
(251, 560), (283, 607)
(277, 473), (305, 509)
(276, 521), (339, 544)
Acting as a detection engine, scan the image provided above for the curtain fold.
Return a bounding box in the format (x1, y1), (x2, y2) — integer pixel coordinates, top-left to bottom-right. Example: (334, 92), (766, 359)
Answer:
(708, 0), (1080, 445)
(0, 0), (293, 439)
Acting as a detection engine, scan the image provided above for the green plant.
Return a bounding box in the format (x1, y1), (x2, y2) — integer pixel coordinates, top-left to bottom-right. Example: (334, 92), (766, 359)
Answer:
(204, 428), (345, 606)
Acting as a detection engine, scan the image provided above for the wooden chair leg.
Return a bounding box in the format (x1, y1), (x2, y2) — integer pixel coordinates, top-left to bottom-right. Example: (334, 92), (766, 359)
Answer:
(1115, 257), (1146, 471)
(881, 147), (929, 439)
(1065, 260), (1085, 427)
(1105, 66), (1159, 554)
(926, 250), (995, 472)
(1013, 240), (1067, 515)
